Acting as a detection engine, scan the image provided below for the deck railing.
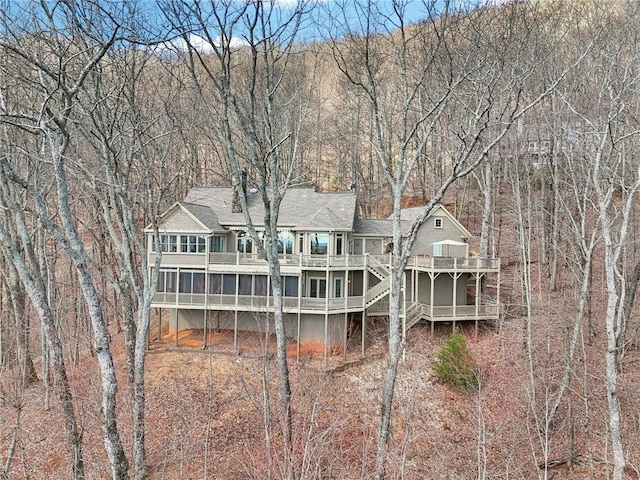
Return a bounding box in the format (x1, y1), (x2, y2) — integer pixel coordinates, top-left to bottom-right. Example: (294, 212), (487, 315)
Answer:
(407, 256), (500, 270)
(152, 291), (499, 320)
(204, 252), (499, 271)
(152, 292), (367, 313)
(421, 304), (500, 319)
(207, 252), (369, 268)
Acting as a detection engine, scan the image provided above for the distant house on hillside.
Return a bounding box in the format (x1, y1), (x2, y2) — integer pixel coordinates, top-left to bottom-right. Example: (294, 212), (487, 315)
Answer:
(146, 181), (500, 357)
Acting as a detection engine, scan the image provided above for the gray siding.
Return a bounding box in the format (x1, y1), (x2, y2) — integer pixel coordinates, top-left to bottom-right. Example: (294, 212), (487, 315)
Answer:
(417, 272), (470, 306)
(413, 216), (468, 257)
(161, 207), (206, 232)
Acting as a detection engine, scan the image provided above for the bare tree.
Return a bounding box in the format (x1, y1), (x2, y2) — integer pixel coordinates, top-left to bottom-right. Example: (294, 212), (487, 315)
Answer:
(162, 1), (315, 476)
(0, 154), (86, 479)
(72, 36), (183, 478)
(326, 1), (588, 477)
(0, 3), (132, 478)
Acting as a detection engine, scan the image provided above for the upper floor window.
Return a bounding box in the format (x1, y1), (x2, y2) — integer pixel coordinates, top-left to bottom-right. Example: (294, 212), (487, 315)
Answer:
(181, 235), (206, 253)
(237, 231), (253, 253)
(210, 236), (225, 253)
(277, 231), (294, 255)
(335, 233), (344, 255)
(310, 233), (329, 255)
(434, 218), (443, 229)
(151, 234), (178, 253)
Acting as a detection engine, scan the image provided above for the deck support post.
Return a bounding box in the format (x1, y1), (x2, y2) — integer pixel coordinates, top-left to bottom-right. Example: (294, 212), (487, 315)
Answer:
(343, 312), (348, 361)
(361, 311), (366, 358)
(297, 275), (302, 361)
(233, 310), (238, 350)
(296, 311), (301, 362)
(174, 310), (179, 347)
(203, 310), (208, 349)
(323, 312), (328, 368)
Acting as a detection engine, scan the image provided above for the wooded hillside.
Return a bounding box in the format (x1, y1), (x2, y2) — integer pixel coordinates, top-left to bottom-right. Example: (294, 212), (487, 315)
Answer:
(2, 1), (640, 479)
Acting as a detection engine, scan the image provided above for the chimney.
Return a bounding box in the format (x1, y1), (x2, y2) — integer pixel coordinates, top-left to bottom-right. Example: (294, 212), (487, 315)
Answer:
(241, 168), (247, 197)
(231, 168), (248, 214)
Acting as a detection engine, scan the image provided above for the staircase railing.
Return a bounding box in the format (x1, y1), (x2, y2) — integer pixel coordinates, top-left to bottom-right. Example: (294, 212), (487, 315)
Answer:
(404, 302), (423, 331)
(367, 254), (390, 280)
(365, 277), (391, 307)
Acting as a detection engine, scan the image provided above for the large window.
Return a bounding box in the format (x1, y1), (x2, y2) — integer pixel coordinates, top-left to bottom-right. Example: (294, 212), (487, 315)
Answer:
(283, 276), (298, 297)
(210, 236), (225, 253)
(239, 274), (253, 295)
(237, 231), (253, 253)
(179, 270), (205, 294)
(206, 274), (237, 294)
(181, 235), (206, 253)
(208, 274), (222, 294)
(223, 274), (236, 294)
(310, 233), (329, 255)
(151, 235), (178, 253)
(309, 278), (327, 298)
(277, 231), (294, 254)
(254, 275), (268, 295)
(156, 269), (177, 292)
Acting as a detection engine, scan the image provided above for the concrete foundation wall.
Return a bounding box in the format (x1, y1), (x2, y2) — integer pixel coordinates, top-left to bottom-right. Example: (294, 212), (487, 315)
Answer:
(167, 308), (345, 346)
(299, 313), (345, 346)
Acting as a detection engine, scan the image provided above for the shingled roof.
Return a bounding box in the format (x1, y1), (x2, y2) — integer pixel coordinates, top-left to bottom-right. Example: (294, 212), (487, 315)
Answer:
(183, 187), (356, 231)
(353, 219), (414, 236)
(177, 202), (224, 232)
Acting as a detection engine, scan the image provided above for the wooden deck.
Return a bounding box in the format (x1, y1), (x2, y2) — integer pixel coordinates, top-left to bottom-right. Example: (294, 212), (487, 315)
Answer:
(156, 252), (500, 273)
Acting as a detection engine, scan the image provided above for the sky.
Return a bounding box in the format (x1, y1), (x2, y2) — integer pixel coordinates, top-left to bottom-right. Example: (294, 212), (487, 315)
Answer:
(1, 0), (497, 52)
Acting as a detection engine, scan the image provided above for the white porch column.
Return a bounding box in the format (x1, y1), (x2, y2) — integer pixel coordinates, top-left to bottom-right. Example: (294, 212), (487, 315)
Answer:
(297, 275), (302, 361)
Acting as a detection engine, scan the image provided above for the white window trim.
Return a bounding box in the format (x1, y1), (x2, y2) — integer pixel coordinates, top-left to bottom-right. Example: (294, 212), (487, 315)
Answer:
(434, 217), (443, 229)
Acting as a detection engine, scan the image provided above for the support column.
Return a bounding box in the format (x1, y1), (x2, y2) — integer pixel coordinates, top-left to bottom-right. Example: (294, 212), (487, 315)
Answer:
(297, 274), (302, 361)
(203, 310), (208, 349)
(429, 272), (435, 322)
(475, 273), (481, 341)
(361, 311), (366, 357)
(174, 309), (179, 347)
(343, 312), (348, 361)
(235, 273), (241, 349)
(452, 273), (458, 319)
(497, 261), (502, 324)
(402, 272), (407, 362)
(233, 310), (238, 350)
(323, 312), (328, 368)
(475, 273), (481, 318)
(324, 264), (330, 368)
(204, 253), (209, 348)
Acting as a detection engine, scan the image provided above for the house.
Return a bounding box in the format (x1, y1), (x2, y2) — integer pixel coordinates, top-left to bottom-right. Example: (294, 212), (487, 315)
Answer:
(146, 183), (500, 357)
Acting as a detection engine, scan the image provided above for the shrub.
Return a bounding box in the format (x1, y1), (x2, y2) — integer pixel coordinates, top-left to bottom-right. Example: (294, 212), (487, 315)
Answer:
(434, 329), (479, 392)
